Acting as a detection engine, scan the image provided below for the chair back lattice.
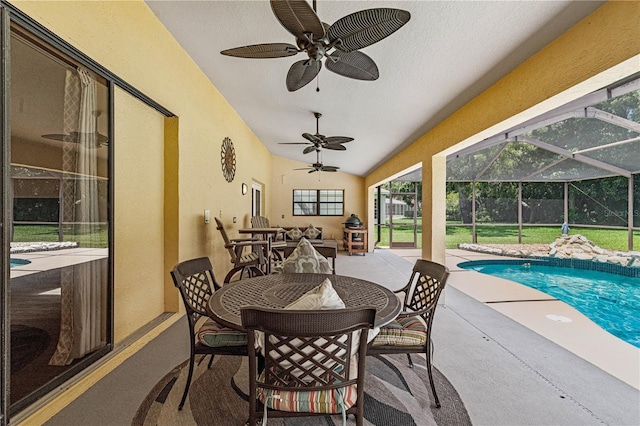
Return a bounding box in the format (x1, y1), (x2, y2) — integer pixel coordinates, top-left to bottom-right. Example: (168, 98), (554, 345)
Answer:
(171, 257), (219, 327)
(251, 215), (270, 228)
(242, 307), (375, 393)
(215, 217), (238, 263)
(404, 259), (449, 325)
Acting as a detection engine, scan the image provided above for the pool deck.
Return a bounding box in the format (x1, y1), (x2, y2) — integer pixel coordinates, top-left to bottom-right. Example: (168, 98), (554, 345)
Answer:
(443, 248), (639, 389)
(10, 246), (108, 279)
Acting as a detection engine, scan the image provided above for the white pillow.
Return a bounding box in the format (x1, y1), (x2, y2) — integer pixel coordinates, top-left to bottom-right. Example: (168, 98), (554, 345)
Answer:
(285, 278), (345, 310)
(255, 279), (344, 355)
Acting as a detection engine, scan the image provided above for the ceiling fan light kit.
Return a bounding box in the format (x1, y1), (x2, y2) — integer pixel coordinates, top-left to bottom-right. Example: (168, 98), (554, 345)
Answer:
(220, 0), (410, 92)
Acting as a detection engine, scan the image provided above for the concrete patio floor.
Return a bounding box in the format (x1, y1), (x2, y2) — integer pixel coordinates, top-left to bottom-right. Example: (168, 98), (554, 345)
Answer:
(14, 247), (640, 425)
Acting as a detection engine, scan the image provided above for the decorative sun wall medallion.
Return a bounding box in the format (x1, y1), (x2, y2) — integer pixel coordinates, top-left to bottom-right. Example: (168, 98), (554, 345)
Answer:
(220, 137), (236, 182)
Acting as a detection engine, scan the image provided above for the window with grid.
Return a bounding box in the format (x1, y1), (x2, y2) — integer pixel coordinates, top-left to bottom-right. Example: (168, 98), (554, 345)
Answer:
(293, 189), (344, 216)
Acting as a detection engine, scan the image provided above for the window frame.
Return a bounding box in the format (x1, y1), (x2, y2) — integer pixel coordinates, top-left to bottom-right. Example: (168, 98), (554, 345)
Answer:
(292, 189), (344, 216)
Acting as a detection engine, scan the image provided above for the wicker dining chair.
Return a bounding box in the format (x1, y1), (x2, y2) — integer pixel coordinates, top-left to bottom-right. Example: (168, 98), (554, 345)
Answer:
(170, 257), (248, 410)
(251, 215), (287, 264)
(367, 259), (449, 408)
(242, 307), (376, 426)
(215, 217), (268, 283)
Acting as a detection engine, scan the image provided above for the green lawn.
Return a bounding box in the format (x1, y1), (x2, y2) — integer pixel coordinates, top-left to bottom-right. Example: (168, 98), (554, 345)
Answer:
(16, 223), (637, 252)
(378, 217), (422, 248)
(376, 222), (639, 251)
(445, 225), (639, 251)
(12, 224), (108, 248)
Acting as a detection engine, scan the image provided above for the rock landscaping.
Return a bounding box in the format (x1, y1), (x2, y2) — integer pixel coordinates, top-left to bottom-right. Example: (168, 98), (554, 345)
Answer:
(459, 234), (640, 268)
(10, 241), (79, 253)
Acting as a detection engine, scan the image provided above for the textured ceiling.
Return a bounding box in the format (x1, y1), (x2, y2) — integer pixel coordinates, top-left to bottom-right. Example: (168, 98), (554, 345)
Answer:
(144, 1), (604, 176)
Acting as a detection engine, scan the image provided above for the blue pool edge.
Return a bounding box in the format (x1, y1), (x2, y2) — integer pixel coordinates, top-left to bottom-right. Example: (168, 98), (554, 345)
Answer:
(458, 256), (640, 278)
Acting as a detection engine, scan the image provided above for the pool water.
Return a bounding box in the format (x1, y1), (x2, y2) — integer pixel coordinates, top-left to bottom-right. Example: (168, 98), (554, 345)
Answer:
(458, 261), (640, 348)
(10, 258), (31, 268)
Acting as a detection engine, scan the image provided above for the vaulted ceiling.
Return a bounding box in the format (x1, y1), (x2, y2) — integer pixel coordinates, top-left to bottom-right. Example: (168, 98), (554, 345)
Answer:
(145, 1), (605, 176)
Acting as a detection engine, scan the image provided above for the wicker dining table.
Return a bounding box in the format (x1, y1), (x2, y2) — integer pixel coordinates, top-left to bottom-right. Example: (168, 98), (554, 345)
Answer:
(207, 273), (401, 330)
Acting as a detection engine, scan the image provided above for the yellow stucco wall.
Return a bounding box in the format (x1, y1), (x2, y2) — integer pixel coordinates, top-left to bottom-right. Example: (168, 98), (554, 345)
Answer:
(113, 88), (166, 342)
(364, 1), (640, 262)
(270, 155), (365, 245)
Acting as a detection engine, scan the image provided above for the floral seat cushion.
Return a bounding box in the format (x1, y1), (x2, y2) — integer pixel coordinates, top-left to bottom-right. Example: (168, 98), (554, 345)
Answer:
(370, 316), (427, 347)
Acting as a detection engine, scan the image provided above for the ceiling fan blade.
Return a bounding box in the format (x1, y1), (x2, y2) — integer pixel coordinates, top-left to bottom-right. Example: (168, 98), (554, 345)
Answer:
(41, 133), (76, 142)
(320, 166), (339, 172)
(323, 136), (354, 144)
(327, 8), (410, 52)
(286, 59), (321, 91)
(303, 146), (318, 154)
(220, 43), (298, 58)
(323, 144), (347, 151)
(294, 167), (312, 170)
(42, 131), (108, 146)
(326, 50), (378, 80)
(308, 169), (319, 174)
(270, 0), (325, 40)
(302, 132), (322, 143)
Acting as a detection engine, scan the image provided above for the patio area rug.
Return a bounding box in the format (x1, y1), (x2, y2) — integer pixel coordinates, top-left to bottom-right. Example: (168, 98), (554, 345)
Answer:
(132, 353), (471, 426)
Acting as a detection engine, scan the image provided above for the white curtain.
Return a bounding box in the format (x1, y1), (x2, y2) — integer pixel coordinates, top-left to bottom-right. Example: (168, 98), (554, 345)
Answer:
(50, 67), (104, 366)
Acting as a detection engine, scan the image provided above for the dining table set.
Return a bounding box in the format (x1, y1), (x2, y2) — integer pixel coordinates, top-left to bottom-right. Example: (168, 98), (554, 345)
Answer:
(206, 272), (401, 331)
(225, 226), (397, 326)
(172, 234), (449, 422)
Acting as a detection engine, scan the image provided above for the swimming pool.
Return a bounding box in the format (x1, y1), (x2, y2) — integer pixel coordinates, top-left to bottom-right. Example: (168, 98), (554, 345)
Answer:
(458, 260), (640, 348)
(10, 258), (31, 268)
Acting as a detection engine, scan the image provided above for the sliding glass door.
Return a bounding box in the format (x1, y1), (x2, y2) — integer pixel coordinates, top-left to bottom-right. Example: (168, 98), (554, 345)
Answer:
(4, 20), (112, 416)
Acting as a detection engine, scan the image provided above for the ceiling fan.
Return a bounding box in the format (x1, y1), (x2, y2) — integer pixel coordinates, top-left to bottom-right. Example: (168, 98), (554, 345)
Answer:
(220, 0), (411, 92)
(279, 112), (353, 154)
(294, 148), (339, 173)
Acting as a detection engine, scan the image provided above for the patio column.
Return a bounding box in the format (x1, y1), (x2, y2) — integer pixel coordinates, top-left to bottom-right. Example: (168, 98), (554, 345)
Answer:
(422, 154), (446, 264)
